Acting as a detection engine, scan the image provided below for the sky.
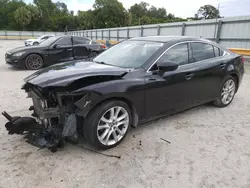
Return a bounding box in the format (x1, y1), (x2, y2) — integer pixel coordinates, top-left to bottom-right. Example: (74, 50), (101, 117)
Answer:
(24, 0), (250, 18)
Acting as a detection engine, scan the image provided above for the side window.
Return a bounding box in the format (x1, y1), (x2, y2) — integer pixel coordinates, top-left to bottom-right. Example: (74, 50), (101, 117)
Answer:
(73, 37), (90, 45)
(220, 49), (224, 56)
(191, 43), (214, 62)
(56, 37), (72, 46)
(214, 46), (220, 57)
(44, 36), (50, 40)
(91, 41), (98, 44)
(159, 43), (189, 66)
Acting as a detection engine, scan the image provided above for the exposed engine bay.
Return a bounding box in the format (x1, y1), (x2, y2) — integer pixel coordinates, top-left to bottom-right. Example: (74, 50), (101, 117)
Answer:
(2, 85), (83, 152)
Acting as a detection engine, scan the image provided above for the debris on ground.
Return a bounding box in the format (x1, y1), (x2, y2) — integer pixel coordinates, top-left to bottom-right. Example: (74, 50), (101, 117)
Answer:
(160, 138), (171, 144)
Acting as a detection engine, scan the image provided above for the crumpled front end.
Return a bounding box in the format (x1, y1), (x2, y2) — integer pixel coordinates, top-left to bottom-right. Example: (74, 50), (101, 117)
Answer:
(2, 84), (80, 152)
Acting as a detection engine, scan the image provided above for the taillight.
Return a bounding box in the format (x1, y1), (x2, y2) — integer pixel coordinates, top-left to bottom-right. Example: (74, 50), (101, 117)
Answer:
(101, 44), (107, 49)
(240, 56), (245, 64)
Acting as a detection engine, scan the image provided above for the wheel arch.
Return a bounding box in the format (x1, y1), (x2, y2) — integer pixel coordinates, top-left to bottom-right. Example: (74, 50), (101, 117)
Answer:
(229, 73), (239, 92)
(80, 96), (139, 128)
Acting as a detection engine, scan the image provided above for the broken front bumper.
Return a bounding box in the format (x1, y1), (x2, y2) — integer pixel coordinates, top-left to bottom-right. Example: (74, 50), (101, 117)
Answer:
(2, 88), (80, 152)
(2, 111), (63, 152)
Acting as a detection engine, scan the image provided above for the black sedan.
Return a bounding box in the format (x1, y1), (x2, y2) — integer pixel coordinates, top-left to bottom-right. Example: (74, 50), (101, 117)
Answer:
(5, 36), (106, 70)
(2, 36), (244, 151)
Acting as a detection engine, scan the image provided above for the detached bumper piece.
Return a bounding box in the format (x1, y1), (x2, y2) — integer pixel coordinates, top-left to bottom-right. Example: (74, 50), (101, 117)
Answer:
(2, 111), (64, 152)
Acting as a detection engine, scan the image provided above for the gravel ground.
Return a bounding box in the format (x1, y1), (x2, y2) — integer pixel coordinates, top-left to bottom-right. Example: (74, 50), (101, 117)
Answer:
(0, 40), (250, 188)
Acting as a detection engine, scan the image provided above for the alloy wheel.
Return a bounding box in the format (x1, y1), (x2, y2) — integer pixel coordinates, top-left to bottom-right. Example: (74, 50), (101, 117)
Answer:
(221, 79), (236, 105)
(97, 106), (129, 146)
(26, 55), (43, 70)
(89, 52), (98, 58)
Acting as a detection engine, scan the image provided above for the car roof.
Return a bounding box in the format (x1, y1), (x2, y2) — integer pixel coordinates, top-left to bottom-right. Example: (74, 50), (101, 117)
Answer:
(129, 36), (212, 44)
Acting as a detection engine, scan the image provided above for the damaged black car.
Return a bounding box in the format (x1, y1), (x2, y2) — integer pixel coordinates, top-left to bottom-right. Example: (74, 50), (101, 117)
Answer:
(2, 36), (244, 152)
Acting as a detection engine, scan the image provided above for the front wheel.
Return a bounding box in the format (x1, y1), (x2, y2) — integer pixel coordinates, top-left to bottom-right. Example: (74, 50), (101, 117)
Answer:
(84, 100), (131, 149)
(213, 76), (237, 107)
(33, 42), (39, 45)
(25, 54), (44, 70)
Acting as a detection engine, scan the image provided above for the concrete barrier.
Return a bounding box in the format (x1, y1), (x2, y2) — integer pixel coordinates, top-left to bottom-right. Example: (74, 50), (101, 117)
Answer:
(96, 40), (119, 47)
(229, 48), (250, 56)
(0, 36), (35, 40)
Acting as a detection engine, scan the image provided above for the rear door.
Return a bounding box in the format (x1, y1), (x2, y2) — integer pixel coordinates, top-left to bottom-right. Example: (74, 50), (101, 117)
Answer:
(48, 36), (74, 64)
(72, 37), (91, 59)
(189, 42), (227, 104)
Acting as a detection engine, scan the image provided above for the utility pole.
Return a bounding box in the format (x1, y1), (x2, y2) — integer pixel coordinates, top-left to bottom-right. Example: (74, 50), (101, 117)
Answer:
(214, 2), (220, 41)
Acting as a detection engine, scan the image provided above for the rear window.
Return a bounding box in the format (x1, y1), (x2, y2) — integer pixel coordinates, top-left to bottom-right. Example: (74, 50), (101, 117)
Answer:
(220, 49), (224, 56)
(214, 46), (225, 57)
(73, 37), (90, 44)
(214, 46), (220, 57)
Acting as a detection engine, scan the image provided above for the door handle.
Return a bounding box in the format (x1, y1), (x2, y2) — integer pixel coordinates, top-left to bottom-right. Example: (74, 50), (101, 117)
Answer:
(220, 63), (226, 69)
(67, 49), (73, 51)
(146, 78), (157, 81)
(185, 73), (194, 80)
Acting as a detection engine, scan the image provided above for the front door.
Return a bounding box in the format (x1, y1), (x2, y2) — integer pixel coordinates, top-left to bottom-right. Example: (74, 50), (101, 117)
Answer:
(145, 43), (197, 118)
(49, 36), (74, 65)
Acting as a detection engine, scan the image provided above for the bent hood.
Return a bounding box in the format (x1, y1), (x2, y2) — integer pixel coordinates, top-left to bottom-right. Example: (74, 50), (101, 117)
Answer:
(24, 61), (128, 88)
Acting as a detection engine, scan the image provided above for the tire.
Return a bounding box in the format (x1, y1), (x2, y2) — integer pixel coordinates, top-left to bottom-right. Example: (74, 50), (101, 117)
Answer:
(25, 54), (44, 70)
(88, 51), (98, 58)
(84, 100), (132, 150)
(33, 42), (39, 45)
(213, 75), (237, 107)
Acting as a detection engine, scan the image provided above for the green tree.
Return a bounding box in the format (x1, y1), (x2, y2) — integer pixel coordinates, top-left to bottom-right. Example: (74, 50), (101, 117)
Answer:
(77, 10), (95, 29)
(147, 6), (167, 19)
(196, 5), (220, 19)
(0, 0), (26, 29)
(92, 0), (128, 28)
(129, 2), (149, 25)
(0, 0), (186, 31)
(14, 6), (32, 30)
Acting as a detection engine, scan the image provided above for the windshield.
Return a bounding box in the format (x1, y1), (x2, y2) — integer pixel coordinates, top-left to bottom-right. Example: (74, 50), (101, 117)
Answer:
(93, 40), (164, 68)
(37, 35), (46, 40)
(39, 36), (61, 46)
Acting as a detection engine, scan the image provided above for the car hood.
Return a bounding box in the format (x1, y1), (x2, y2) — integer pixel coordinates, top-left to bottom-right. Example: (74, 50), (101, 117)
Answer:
(7, 45), (43, 54)
(24, 61), (129, 88)
(25, 39), (36, 42)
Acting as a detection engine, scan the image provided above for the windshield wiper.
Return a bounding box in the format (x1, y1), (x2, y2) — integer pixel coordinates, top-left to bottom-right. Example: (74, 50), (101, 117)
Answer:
(94, 61), (106, 64)
(93, 60), (118, 67)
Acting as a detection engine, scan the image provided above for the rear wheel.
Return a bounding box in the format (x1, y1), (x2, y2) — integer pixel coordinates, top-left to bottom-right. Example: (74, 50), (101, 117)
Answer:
(25, 54), (44, 70)
(84, 100), (131, 149)
(88, 51), (98, 58)
(213, 76), (237, 107)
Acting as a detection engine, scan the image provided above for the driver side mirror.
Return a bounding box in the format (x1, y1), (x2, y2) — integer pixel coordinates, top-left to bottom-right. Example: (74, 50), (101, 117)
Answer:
(53, 44), (60, 49)
(156, 59), (179, 72)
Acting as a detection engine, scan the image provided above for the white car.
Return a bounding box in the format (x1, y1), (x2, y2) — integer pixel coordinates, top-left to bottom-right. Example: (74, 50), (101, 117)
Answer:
(24, 35), (54, 46)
